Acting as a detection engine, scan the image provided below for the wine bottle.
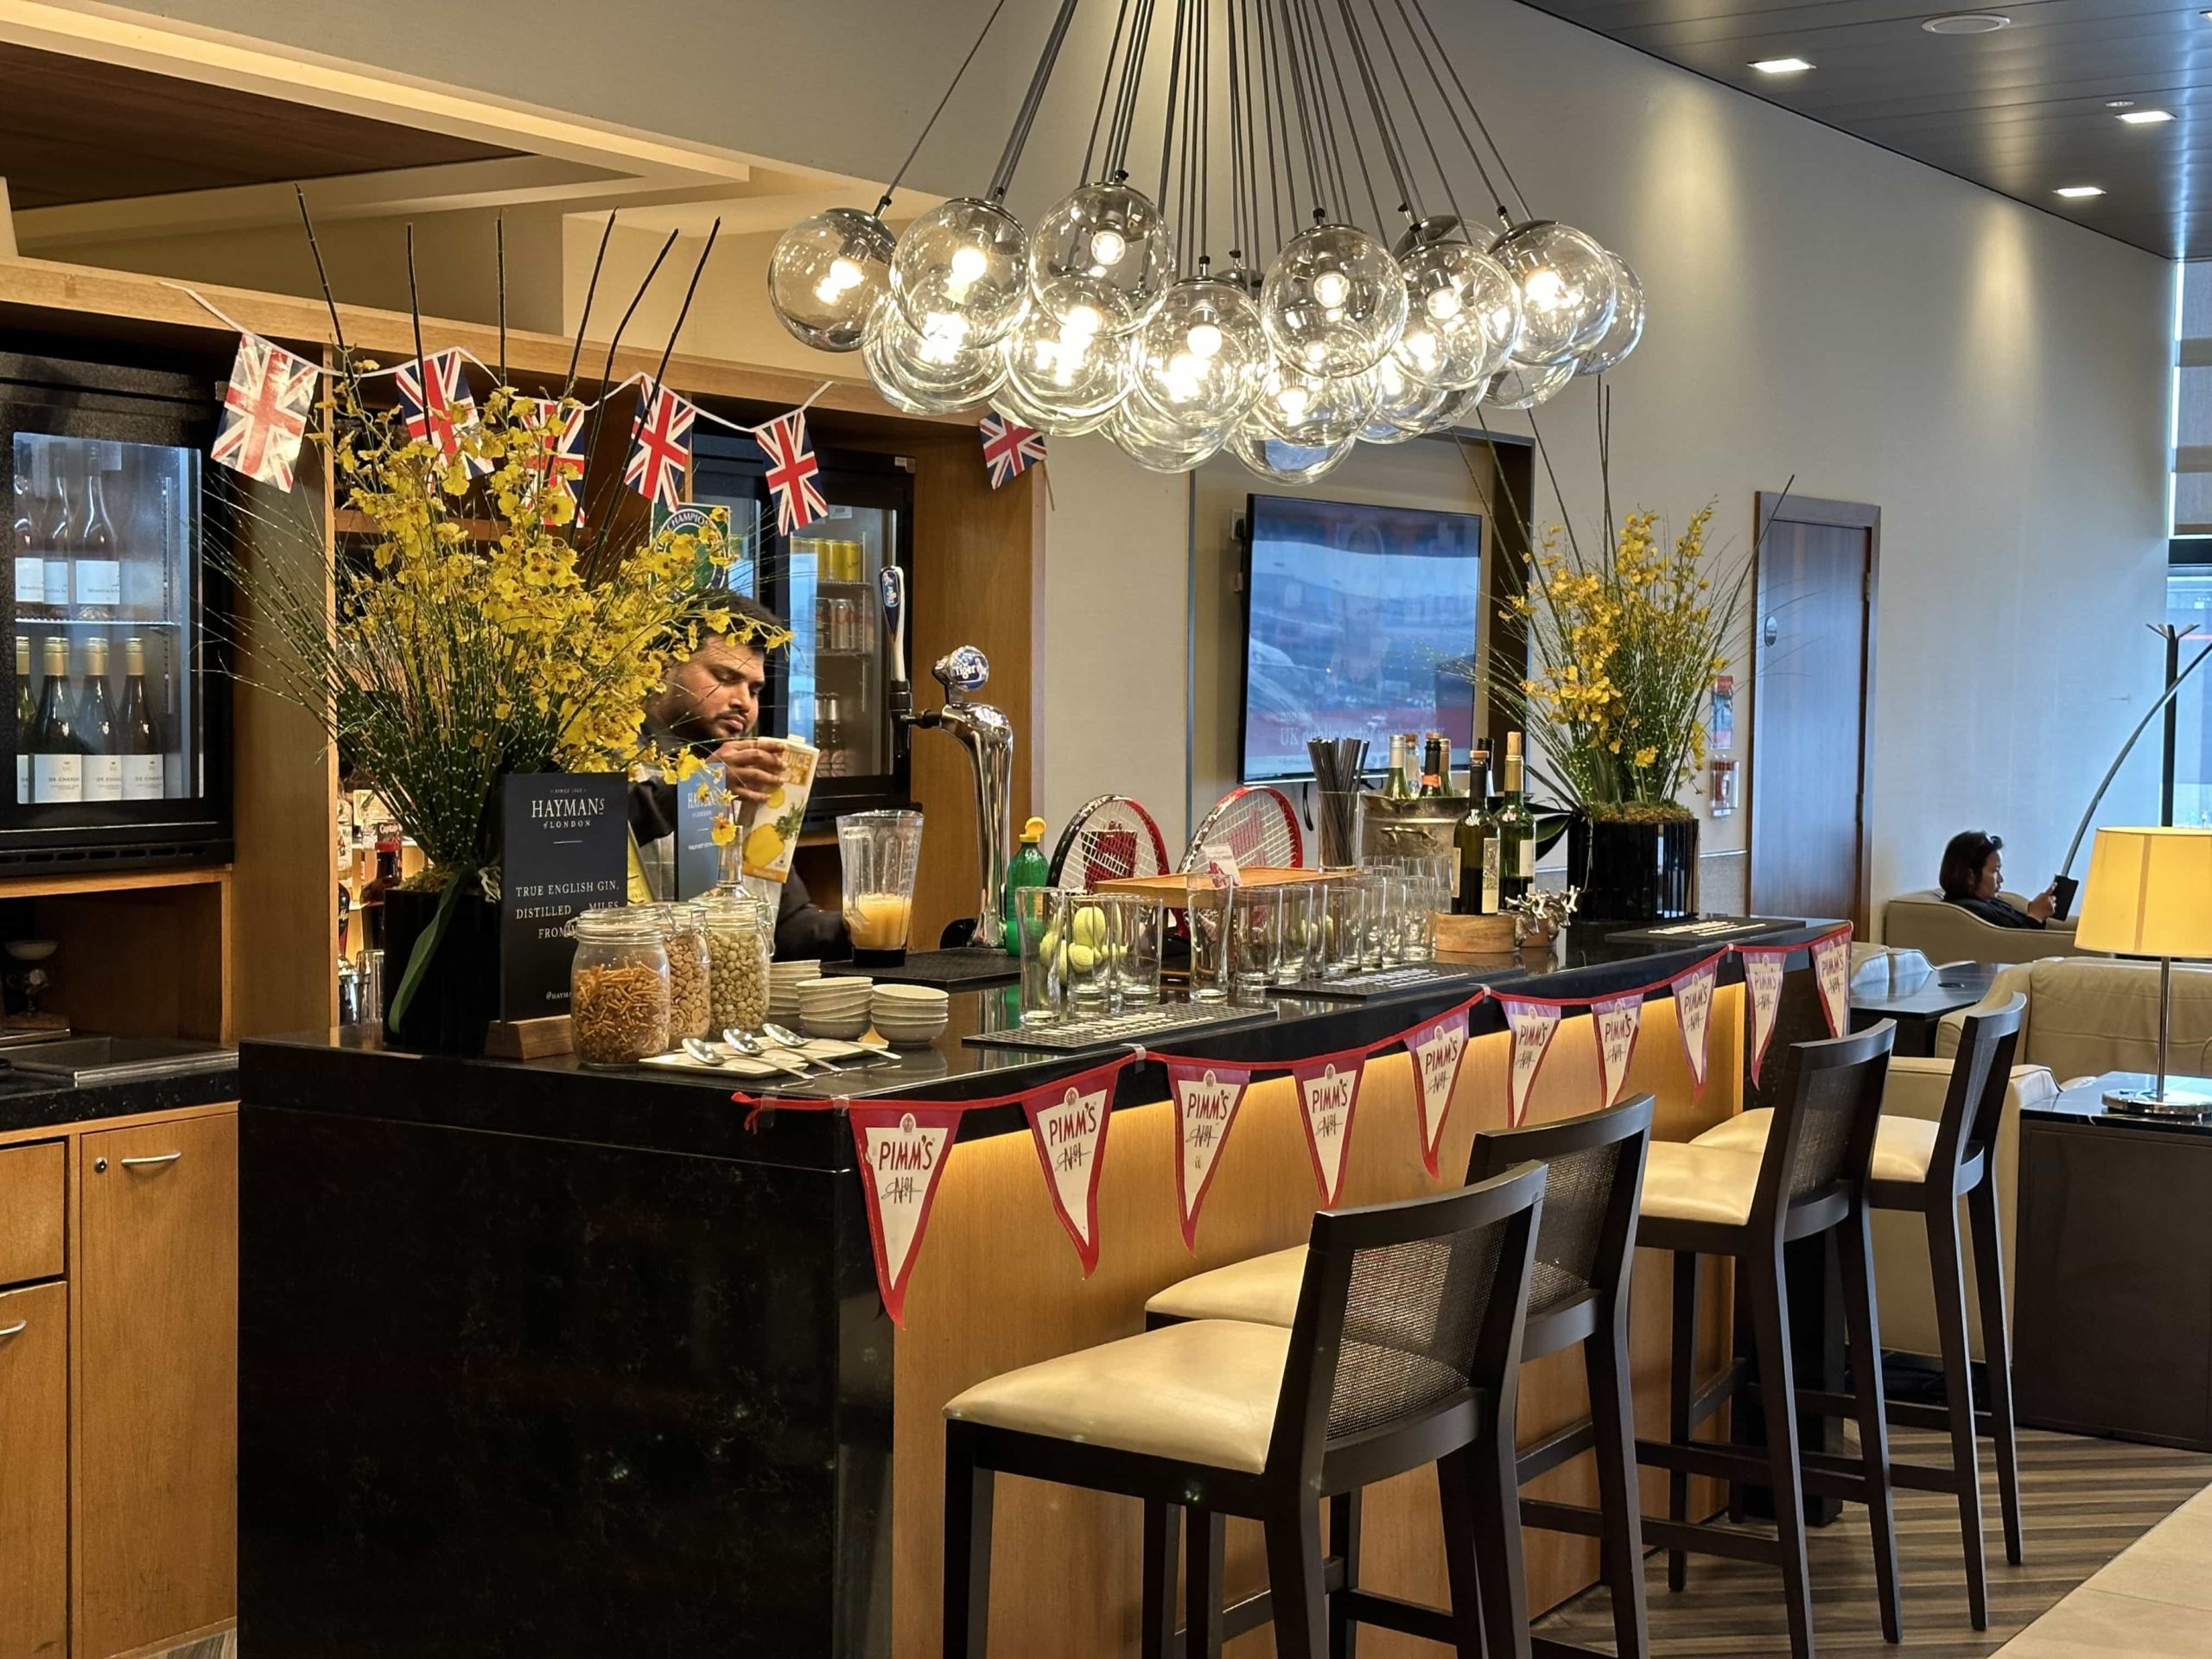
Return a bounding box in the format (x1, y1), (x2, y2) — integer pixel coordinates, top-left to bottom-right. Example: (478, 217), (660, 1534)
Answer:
(30, 636), (80, 804)
(73, 470), (119, 621)
(39, 462), (71, 617)
(11, 449), (41, 625)
(78, 636), (120, 802)
(1382, 733), (1414, 800)
(1453, 743), (1496, 915)
(118, 636), (163, 801)
(1495, 730), (1535, 906)
(1417, 732), (1446, 798)
(13, 636), (31, 802)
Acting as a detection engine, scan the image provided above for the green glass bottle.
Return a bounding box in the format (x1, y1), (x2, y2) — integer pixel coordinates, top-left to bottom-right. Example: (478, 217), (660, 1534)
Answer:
(1382, 733), (1416, 800)
(1453, 741), (1495, 915)
(1001, 815), (1049, 954)
(1495, 731), (1535, 906)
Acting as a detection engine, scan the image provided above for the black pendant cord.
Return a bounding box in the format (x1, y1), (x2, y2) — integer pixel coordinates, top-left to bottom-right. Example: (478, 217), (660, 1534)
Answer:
(988, 0), (1085, 201)
(1224, 0), (1252, 265)
(1383, 0), (1510, 227)
(1289, 0), (1359, 229)
(1403, 0), (1529, 223)
(1104, 0), (1159, 176)
(1193, 0), (1212, 264)
(1155, 0), (1192, 213)
(1272, 0), (1330, 221)
(1333, 0), (1418, 226)
(1361, 0), (1465, 235)
(1251, 0), (1290, 262)
(1081, 0), (1138, 184)
(1299, 0), (1385, 236)
(880, 0), (1014, 213)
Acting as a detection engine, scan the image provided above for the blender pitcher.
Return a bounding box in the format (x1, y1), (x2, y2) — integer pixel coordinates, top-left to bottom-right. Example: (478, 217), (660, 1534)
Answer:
(838, 810), (924, 966)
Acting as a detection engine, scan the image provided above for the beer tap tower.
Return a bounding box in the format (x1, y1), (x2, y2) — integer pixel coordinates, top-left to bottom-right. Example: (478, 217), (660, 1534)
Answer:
(880, 566), (1014, 950)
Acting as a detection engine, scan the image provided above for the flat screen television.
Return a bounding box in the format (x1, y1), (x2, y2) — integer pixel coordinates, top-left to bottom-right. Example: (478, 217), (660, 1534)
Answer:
(1238, 493), (1484, 783)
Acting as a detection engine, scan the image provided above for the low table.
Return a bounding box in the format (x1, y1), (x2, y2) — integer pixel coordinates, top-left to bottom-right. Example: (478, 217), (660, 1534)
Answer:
(1849, 959), (2002, 1055)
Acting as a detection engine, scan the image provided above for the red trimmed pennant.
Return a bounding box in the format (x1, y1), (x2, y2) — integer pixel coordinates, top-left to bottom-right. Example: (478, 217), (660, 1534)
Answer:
(1408, 1006), (1472, 1177)
(1020, 1057), (1123, 1277)
(1672, 954), (1721, 1098)
(849, 1103), (962, 1327)
(1591, 990), (1644, 1109)
(1740, 945), (1789, 1086)
(1499, 997), (1562, 1128)
(1167, 1061), (1252, 1253)
(1810, 926), (1853, 1039)
(1291, 1052), (1364, 1205)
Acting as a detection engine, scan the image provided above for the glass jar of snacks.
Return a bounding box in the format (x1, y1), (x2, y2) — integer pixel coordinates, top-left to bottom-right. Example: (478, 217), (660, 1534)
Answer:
(567, 907), (671, 1065)
(702, 887), (771, 1034)
(652, 901), (712, 1041)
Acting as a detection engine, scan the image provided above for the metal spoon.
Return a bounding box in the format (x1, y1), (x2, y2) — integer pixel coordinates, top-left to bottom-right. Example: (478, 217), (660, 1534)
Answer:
(708, 1031), (817, 1077)
(755, 1023), (885, 1073)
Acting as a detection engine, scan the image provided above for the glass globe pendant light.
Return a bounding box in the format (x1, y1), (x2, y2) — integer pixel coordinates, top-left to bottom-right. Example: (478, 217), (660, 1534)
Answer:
(890, 197), (1032, 349)
(1255, 359), (1377, 448)
(861, 296), (1006, 416)
(1389, 237), (1524, 391)
(1104, 391), (1223, 473)
(996, 280), (1133, 432)
(1029, 180), (1175, 335)
(1424, 384), (1487, 435)
(1488, 221), (1618, 366)
(1131, 275), (1266, 429)
(766, 207), (896, 353)
(1260, 222), (1408, 378)
(1230, 419), (1355, 484)
(1575, 251), (1645, 376)
(1487, 357), (1577, 411)
(1361, 354), (1450, 443)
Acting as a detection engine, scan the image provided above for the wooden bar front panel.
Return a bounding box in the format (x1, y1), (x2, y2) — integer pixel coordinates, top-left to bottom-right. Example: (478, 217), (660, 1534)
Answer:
(0, 1280), (69, 1659)
(890, 985), (1745, 1657)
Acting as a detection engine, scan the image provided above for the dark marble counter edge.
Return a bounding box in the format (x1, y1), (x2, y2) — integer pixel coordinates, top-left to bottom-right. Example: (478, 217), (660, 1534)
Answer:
(2020, 1077), (2212, 1136)
(239, 920), (1834, 1174)
(0, 1065), (242, 1136)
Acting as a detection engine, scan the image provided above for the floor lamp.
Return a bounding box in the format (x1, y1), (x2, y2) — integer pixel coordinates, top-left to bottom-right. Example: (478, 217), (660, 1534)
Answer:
(2074, 826), (2212, 1115)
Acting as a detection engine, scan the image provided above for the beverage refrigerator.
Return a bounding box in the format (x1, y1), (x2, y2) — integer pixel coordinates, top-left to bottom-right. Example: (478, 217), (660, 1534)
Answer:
(690, 435), (913, 823)
(1, 346), (232, 870)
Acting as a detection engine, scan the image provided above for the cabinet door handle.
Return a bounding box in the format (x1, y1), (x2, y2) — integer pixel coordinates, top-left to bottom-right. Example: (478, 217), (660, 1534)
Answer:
(0, 1321), (26, 1339)
(119, 1152), (183, 1169)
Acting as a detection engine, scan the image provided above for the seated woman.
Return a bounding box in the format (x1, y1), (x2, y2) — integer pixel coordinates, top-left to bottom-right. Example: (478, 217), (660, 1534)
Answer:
(1939, 830), (2055, 929)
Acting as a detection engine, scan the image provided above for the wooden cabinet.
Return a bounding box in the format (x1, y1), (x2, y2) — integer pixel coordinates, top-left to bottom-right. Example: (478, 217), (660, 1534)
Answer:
(75, 1114), (238, 1659)
(0, 1281), (69, 1658)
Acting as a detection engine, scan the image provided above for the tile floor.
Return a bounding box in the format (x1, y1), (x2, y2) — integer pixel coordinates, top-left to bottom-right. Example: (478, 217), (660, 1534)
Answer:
(1993, 1484), (2212, 1656)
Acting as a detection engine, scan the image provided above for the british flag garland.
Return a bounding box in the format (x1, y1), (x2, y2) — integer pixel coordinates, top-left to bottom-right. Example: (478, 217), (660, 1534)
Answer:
(394, 349), (490, 476)
(624, 378), (698, 512)
(757, 410), (826, 535)
(212, 334), (318, 491)
(980, 411), (1046, 489)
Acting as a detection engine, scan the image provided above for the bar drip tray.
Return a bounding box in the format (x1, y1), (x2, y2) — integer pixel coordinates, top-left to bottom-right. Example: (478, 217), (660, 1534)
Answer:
(0, 1036), (238, 1087)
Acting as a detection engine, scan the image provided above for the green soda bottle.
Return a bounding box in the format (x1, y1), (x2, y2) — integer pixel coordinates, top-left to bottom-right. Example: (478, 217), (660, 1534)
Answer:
(1002, 816), (1049, 953)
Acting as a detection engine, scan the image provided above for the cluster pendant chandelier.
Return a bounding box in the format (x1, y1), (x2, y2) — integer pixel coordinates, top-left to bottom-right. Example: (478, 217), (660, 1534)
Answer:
(767, 0), (1646, 481)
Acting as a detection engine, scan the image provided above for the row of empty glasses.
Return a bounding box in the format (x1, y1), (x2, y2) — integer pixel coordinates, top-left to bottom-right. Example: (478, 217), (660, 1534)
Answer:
(1013, 855), (1457, 1026)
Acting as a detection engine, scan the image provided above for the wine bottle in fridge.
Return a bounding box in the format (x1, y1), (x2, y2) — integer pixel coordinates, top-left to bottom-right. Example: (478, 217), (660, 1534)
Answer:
(31, 637), (81, 804)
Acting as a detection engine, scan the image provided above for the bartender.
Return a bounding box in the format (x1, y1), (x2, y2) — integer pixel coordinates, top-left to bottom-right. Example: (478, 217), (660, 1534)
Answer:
(629, 595), (849, 958)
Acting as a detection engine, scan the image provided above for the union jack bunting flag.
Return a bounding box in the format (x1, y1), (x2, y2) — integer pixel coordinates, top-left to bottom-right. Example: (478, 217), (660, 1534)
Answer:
(515, 397), (589, 521)
(980, 411), (1046, 489)
(757, 410), (825, 535)
(212, 334), (318, 490)
(625, 378), (696, 511)
(394, 349), (488, 474)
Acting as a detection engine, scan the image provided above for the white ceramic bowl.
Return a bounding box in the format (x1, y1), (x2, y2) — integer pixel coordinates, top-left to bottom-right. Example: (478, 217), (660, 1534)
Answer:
(801, 1010), (874, 1040)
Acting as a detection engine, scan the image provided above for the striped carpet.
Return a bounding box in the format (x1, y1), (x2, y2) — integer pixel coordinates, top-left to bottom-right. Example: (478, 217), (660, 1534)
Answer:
(1530, 1427), (2212, 1656)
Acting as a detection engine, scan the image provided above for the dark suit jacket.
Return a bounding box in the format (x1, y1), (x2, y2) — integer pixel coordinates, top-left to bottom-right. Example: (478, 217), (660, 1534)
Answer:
(1945, 893), (2044, 931)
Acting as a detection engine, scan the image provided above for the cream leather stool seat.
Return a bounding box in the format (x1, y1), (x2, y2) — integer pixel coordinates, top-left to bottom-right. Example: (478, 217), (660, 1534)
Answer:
(1144, 1247), (1303, 1327)
(946, 1319), (1291, 1474)
(1691, 1109), (1938, 1185)
(1637, 1141), (1764, 1228)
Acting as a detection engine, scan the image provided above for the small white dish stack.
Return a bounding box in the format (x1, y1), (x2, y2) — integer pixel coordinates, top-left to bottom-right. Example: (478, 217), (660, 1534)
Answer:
(795, 975), (874, 1040)
(767, 959), (823, 1026)
(872, 982), (950, 1047)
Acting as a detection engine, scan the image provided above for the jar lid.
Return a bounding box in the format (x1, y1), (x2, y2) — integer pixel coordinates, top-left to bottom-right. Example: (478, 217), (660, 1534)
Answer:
(567, 905), (663, 941)
(646, 900), (706, 931)
(700, 887), (765, 925)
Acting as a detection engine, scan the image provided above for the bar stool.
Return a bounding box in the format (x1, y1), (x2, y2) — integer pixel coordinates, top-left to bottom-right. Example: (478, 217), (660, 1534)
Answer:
(1688, 995), (2027, 1630)
(1143, 1096), (1657, 1659)
(1634, 1022), (1901, 1659)
(941, 1163), (1549, 1659)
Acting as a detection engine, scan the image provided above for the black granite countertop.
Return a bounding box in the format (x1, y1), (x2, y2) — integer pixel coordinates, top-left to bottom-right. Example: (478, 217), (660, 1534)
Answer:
(2021, 1070), (2212, 1136)
(241, 918), (1834, 1171)
(0, 1062), (242, 1135)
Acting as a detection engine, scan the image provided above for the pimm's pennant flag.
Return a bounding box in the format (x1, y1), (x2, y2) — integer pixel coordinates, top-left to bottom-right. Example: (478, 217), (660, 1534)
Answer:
(1499, 997), (1562, 1128)
(849, 1103), (962, 1327)
(626, 378), (697, 511)
(1291, 1052), (1364, 1205)
(1740, 944), (1791, 1086)
(981, 411), (1047, 488)
(1408, 1004), (1472, 1177)
(394, 349), (488, 473)
(1811, 926), (1853, 1039)
(213, 334), (317, 490)
(1167, 1060), (1251, 1252)
(1591, 990), (1645, 1109)
(1020, 1057), (1124, 1277)
(1672, 954), (1721, 1098)
(758, 410), (826, 534)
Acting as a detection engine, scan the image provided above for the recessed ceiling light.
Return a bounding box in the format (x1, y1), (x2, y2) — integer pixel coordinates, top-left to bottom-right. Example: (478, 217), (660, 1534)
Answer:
(1750, 56), (1814, 73)
(1923, 13), (2012, 33)
(2107, 99), (2137, 108)
(2120, 108), (2175, 124)
(2055, 185), (2107, 198)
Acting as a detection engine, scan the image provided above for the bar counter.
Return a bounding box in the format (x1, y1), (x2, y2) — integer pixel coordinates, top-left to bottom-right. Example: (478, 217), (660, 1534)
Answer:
(237, 920), (1836, 1658)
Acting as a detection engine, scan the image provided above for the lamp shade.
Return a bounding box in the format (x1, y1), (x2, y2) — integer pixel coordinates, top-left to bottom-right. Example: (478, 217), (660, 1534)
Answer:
(2074, 827), (2212, 957)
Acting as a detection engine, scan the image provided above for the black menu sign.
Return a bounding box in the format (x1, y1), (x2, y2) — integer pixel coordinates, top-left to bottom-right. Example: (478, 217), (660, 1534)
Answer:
(500, 772), (629, 1020)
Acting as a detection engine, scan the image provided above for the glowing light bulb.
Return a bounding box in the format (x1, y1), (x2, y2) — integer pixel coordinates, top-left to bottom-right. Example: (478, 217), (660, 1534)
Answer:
(1313, 269), (1351, 308)
(1425, 286), (1463, 321)
(947, 245), (989, 293)
(1277, 385), (1312, 417)
(1089, 227), (1128, 266)
(1186, 321), (1224, 358)
(1523, 269), (1566, 311)
(1062, 303), (1104, 337)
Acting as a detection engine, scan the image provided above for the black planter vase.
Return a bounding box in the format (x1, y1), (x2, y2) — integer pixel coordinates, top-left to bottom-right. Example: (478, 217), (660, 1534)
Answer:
(1567, 813), (1700, 924)
(378, 881), (501, 1054)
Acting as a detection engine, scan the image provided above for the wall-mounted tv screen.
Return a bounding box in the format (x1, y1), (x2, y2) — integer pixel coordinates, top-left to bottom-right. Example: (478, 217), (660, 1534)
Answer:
(1239, 493), (1484, 784)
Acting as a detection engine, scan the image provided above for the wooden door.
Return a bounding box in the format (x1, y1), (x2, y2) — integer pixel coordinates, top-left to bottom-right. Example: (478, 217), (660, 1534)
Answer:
(77, 1113), (238, 1659)
(1748, 494), (1878, 933)
(0, 1281), (68, 1658)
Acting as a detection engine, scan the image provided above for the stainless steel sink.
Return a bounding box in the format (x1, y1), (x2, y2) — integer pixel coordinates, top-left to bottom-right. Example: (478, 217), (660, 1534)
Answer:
(0, 1036), (238, 1087)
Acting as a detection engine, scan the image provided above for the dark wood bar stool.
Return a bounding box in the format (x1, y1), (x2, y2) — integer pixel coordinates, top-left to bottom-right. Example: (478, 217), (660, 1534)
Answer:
(1141, 1097), (1656, 1659)
(941, 1164), (1549, 1659)
(1633, 1022), (1901, 1659)
(1693, 995), (2028, 1629)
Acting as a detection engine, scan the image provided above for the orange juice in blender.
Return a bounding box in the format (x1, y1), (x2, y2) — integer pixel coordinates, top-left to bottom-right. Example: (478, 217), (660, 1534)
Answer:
(838, 810), (923, 965)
